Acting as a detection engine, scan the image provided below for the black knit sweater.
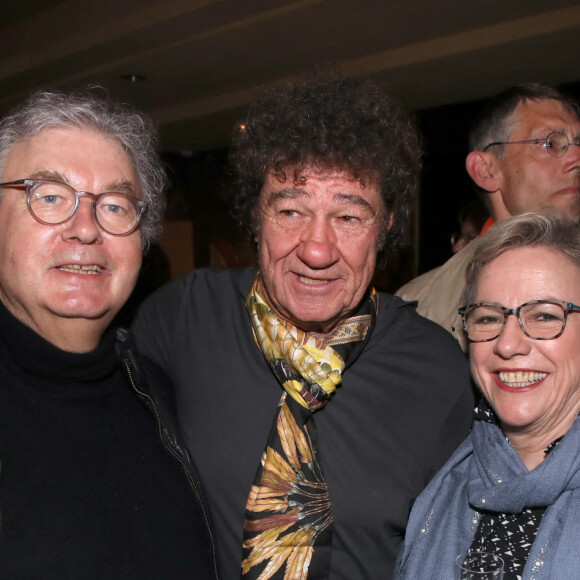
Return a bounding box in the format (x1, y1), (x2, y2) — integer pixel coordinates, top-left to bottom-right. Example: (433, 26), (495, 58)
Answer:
(0, 300), (213, 579)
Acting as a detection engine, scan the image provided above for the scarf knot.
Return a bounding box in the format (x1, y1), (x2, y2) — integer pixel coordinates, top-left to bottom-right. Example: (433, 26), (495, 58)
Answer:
(242, 276), (377, 579)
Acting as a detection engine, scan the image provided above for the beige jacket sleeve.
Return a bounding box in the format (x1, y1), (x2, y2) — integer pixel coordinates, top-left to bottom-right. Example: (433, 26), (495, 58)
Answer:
(395, 239), (483, 353)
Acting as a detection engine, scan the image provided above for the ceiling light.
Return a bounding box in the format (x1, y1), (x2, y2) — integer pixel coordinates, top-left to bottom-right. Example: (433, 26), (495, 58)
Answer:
(121, 74), (147, 83)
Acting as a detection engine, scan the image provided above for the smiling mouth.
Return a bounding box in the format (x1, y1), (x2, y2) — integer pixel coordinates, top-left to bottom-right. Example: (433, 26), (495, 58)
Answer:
(498, 371), (547, 387)
(59, 264), (103, 275)
(299, 275), (330, 286)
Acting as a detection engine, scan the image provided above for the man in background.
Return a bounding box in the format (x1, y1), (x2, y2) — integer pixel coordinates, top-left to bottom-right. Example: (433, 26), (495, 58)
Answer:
(397, 83), (580, 351)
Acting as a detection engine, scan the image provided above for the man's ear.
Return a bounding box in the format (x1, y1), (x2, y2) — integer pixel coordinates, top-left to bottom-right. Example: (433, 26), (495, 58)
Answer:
(465, 151), (502, 193)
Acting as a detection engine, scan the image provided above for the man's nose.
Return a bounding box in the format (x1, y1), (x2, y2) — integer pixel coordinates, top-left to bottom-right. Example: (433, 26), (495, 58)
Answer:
(564, 141), (580, 168)
(61, 198), (102, 244)
(296, 216), (339, 269)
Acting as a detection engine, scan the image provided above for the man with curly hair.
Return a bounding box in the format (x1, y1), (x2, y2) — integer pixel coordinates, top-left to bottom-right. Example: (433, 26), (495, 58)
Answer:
(134, 74), (474, 579)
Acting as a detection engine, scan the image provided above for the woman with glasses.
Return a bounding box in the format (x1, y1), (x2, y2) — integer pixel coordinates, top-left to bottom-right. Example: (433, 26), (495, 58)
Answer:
(396, 212), (580, 580)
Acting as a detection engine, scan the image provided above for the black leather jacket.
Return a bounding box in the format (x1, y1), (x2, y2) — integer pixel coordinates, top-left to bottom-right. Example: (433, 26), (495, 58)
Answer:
(116, 328), (220, 579)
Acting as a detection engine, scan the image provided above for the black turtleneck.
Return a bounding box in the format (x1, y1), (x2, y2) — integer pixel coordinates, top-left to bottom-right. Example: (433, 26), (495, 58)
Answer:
(0, 301), (206, 579)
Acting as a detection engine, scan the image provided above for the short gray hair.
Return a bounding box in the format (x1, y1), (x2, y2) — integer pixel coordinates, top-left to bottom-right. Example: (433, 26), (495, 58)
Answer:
(469, 83), (580, 159)
(463, 212), (580, 306)
(0, 88), (166, 249)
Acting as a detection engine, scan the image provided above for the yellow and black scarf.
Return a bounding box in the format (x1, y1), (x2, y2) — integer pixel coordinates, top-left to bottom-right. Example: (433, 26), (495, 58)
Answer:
(242, 276), (377, 579)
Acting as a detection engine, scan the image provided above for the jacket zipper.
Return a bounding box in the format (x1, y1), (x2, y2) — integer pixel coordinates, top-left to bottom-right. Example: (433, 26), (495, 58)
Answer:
(123, 359), (220, 580)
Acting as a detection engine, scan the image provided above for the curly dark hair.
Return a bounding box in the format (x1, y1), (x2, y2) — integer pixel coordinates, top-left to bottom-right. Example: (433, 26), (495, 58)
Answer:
(229, 73), (421, 256)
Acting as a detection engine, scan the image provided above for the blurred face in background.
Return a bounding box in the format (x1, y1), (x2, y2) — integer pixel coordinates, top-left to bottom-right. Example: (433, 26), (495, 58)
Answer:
(492, 99), (580, 221)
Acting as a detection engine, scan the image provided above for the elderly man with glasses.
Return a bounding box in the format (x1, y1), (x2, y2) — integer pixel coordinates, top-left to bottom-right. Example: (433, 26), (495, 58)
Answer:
(0, 90), (218, 579)
(397, 83), (580, 352)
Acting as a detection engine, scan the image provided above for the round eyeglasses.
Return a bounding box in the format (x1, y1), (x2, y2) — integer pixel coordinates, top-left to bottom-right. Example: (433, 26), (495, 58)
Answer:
(0, 179), (148, 236)
(458, 299), (580, 342)
(483, 131), (580, 158)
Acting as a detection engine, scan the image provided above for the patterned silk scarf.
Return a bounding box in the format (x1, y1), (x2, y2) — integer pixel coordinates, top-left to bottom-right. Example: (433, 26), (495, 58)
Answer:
(242, 276), (377, 580)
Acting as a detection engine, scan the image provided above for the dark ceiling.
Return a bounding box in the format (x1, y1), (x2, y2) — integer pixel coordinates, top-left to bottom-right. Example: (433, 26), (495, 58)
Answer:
(2, 0), (580, 154)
